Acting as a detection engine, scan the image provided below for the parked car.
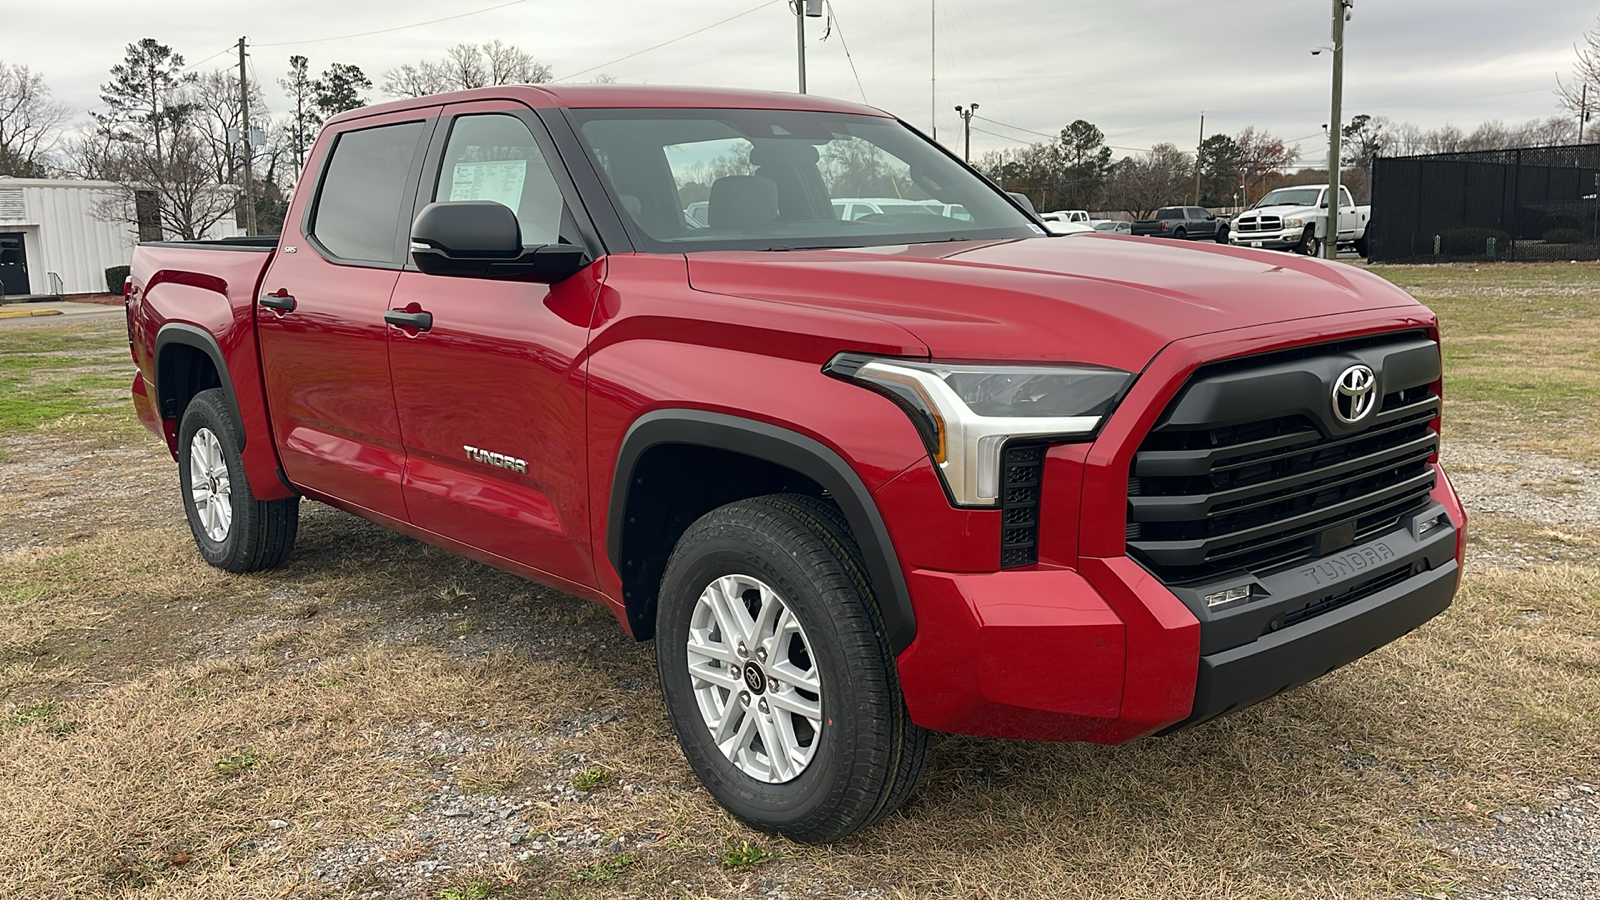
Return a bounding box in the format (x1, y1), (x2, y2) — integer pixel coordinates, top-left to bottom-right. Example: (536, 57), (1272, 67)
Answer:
(1043, 220), (1097, 235)
(1131, 206), (1226, 241)
(1229, 185), (1371, 256)
(1092, 219), (1133, 234)
(125, 84), (1463, 845)
(1039, 209), (1091, 225)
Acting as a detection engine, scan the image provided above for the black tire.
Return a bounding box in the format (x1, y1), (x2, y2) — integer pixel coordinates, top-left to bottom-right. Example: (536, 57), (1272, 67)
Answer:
(656, 494), (929, 843)
(1173, 227), (1187, 240)
(177, 388), (299, 573)
(1215, 224), (1230, 244)
(1297, 226), (1321, 257)
(1354, 231), (1370, 259)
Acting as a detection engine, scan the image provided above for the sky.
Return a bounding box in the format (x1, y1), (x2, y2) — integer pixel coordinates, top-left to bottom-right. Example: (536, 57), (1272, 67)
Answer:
(6, 0), (1597, 166)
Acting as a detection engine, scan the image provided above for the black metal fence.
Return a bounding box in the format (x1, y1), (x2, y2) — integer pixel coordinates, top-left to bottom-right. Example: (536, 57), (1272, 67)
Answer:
(1369, 143), (1600, 263)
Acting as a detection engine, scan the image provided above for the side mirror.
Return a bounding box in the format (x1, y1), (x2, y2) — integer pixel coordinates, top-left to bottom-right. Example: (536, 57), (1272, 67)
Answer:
(1006, 191), (1037, 215)
(410, 201), (589, 283)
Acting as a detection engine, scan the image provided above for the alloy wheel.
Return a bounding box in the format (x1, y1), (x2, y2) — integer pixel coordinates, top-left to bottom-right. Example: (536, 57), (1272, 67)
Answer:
(686, 574), (823, 784)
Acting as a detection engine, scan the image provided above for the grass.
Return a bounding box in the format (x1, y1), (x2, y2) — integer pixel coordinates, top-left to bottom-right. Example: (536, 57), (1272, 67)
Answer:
(0, 262), (1597, 899)
(0, 320), (139, 438)
(1370, 262), (1600, 463)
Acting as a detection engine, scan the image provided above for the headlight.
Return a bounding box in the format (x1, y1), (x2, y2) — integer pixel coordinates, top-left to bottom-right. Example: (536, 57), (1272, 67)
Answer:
(825, 354), (1134, 507)
(1283, 217), (1304, 229)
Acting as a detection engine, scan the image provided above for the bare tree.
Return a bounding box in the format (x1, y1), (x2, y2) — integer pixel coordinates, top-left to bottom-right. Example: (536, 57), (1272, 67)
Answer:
(278, 55), (316, 170)
(1557, 15), (1600, 139)
(382, 42), (552, 98)
(1234, 127), (1299, 202)
(189, 68), (268, 185)
(1103, 143), (1192, 218)
(0, 61), (70, 176)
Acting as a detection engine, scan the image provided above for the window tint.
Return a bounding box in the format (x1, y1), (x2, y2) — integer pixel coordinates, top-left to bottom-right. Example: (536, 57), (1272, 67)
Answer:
(312, 121), (425, 263)
(435, 114), (567, 246)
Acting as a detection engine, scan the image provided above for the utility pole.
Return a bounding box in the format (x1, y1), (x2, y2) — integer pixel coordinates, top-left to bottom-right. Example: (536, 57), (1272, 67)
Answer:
(237, 36), (258, 237)
(794, 1), (822, 93)
(1194, 112), (1205, 205)
(930, 0), (937, 140)
(1581, 83), (1590, 143)
(1325, 0), (1349, 260)
(954, 103), (978, 161)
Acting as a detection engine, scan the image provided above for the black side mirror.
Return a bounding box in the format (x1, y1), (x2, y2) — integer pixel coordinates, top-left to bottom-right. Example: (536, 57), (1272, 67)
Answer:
(1006, 191), (1037, 215)
(410, 201), (590, 283)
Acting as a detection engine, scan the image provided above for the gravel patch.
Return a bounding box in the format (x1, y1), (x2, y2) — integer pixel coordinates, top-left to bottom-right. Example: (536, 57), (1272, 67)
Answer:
(1444, 442), (1599, 529)
(1437, 784), (1600, 900)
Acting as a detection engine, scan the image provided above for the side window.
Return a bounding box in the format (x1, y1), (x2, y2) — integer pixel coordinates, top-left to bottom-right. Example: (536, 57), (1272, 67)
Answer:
(311, 121), (426, 263)
(1340, 187), (1355, 208)
(435, 114), (567, 246)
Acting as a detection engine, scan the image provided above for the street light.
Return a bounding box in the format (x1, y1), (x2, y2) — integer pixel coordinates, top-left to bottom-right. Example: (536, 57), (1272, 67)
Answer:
(795, 0), (824, 94)
(954, 103), (979, 162)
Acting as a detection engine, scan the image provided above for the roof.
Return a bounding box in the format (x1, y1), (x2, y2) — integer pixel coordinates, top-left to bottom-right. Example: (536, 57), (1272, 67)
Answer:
(0, 177), (122, 190)
(329, 83), (890, 126)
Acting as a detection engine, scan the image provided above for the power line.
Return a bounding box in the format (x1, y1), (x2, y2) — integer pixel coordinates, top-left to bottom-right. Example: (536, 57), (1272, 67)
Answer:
(255, 0), (531, 47)
(182, 46), (237, 73)
(824, 0), (868, 105)
(555, 0), (783, 82)
(975, 115), (1152, 153)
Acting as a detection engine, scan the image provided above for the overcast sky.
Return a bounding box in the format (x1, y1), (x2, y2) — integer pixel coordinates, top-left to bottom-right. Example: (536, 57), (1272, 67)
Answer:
(9, 0), (1597, 164)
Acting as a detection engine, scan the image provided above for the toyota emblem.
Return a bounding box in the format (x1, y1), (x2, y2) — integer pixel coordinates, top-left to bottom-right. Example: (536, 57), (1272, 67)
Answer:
(1332, 364), (1378, 424)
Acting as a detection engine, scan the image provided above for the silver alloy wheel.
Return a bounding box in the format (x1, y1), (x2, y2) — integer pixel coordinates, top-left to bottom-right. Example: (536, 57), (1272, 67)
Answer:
(188, 427), (232, 542)
(686, 574), (823, 784)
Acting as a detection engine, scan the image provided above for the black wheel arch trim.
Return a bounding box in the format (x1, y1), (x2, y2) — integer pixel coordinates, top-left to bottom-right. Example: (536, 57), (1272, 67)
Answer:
(608, 409), (916, 654)
(153, 323), (246, 447)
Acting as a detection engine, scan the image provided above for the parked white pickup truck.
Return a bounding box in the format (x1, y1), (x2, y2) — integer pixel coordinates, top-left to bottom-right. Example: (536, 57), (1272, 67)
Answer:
(1228, 185), (1370, 257)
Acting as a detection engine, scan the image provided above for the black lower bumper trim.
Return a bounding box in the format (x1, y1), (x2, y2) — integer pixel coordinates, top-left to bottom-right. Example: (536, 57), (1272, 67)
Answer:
(1160, 559), (1458, 733)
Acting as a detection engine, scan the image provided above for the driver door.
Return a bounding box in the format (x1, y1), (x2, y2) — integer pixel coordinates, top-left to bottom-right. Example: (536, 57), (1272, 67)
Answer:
(387, 104), (605, 588)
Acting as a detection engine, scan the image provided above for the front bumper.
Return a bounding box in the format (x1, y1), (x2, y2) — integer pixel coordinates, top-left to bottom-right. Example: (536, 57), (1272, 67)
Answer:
(1230, 229), (1302, 249)
(894, 482), (1462, 743)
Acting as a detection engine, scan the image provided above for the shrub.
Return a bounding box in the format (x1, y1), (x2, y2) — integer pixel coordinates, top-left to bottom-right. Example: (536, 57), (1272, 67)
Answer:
(104, 265), (130, 295)
(1542, 227), (1591, 245)
(1438, 228), (1511, 257)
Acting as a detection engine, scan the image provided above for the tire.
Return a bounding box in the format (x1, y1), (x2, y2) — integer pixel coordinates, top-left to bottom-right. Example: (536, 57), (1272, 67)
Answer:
(1354, 231), (1370, 259)
(177, 388), (299, 573)
(1173, 227), (1187, 240)
(656, 493), (929, 843)
(1297, 226), (1322, 257)
(1215, 224), (1230, 244)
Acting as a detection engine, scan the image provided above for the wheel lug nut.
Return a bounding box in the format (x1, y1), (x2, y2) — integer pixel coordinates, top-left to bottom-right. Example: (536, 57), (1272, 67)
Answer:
(729, 665), (740, 680)
(736, 642), (748, 658)
(758, 698), (769, 713)
(739, 692), (750, 707)
(756, 648), (767, 662)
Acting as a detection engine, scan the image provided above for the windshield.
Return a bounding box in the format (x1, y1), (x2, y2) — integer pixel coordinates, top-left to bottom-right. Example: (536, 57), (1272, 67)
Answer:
(1255, 188), (1322, 208)
(570, 108), (1039, 251)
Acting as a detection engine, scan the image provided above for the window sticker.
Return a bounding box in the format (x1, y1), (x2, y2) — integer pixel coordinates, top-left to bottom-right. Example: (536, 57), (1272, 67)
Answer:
(449, 160), (527, 213)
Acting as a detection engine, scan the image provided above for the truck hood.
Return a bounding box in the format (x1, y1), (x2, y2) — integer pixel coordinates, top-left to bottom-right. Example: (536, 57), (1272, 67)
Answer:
(685, 235), (1420, 372)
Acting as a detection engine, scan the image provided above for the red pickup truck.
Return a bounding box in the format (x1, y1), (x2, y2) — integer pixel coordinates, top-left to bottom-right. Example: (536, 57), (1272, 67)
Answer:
(125, 84), (1465, 843)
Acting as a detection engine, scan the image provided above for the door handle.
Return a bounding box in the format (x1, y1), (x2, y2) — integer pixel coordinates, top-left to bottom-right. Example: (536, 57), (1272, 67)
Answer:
(384, 309), (433, 331)
(259, 291), (296, 312)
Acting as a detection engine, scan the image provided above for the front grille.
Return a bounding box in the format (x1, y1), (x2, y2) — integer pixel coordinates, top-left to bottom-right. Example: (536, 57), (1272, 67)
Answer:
(1235, 215), (1282, 234)
(1126, 337), (1440, 585)
(999, 444), (1044, 568)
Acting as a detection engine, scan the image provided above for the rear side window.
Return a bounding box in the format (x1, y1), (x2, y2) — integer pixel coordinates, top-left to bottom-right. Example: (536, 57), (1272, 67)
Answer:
(1156, 208), (1183, 219)
(311, 121), (426, 263)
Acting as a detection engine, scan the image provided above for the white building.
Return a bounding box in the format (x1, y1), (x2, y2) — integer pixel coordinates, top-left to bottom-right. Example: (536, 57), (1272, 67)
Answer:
(0, 177), (242, 298)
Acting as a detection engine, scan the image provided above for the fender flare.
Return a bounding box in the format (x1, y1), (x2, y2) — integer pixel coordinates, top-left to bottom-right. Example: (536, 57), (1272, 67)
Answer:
(153, 323), (245, 447)
(608, 409), (916, 654)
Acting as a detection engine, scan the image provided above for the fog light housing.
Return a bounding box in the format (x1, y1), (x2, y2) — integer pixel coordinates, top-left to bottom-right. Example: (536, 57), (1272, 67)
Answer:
(1203, 584), (1254, 609)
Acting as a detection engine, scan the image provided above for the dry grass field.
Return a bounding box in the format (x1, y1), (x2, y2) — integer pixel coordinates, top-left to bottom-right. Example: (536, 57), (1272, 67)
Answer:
(2, 262), (1598, 900)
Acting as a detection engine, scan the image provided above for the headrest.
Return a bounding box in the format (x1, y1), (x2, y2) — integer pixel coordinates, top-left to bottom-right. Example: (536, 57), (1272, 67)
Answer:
(618, 194), (643, 217)
(708, 176), (779, 230)
(749, 141), (821, 167)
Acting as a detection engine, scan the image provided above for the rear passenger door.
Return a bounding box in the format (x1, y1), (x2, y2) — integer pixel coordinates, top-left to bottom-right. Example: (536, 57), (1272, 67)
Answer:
(257, 109), (438, 521)
(386, 103), (605, 589)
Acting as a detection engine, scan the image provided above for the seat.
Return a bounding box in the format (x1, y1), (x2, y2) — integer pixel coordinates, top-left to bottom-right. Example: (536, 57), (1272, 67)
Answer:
(708, 176), (779, 231)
